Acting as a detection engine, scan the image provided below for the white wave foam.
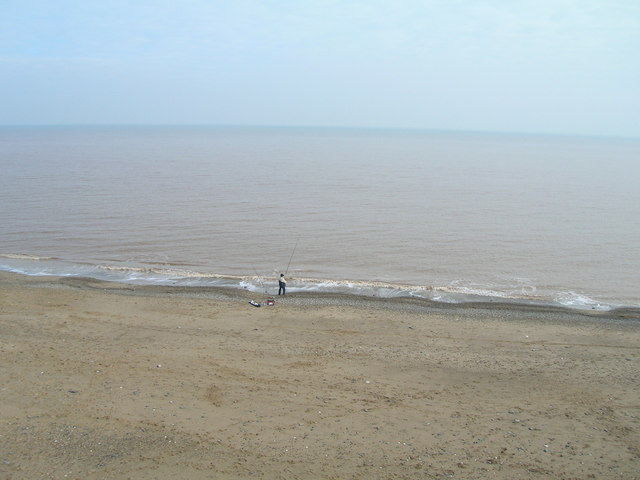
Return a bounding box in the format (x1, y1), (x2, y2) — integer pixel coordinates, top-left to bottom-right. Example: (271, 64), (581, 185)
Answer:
(554, 291), (610, 311)
(97, 264), (245, 282)
(434, 278), (543, 302)
(0, 255), (624, 311)
(0, 253), (56, 261)
(439, 282), (512, 300)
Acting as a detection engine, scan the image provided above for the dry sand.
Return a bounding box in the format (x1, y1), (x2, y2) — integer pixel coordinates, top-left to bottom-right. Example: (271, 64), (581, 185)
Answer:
(1, 271), (639, 479)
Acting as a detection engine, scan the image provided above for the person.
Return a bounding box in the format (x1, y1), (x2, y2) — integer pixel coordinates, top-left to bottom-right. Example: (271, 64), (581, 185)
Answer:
(278, 273), (286, 295)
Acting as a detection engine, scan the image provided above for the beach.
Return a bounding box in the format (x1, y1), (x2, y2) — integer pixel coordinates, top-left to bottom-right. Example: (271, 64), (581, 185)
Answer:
(1, 271), (639, 479)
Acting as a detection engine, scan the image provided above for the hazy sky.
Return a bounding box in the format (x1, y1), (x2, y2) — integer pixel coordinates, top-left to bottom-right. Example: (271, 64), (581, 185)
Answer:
(1, 0), (638, 137)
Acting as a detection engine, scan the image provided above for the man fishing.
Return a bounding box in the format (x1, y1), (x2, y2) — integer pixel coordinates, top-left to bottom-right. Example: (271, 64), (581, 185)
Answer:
(279, 237), (298, 296)
(278, 273), (287, 295)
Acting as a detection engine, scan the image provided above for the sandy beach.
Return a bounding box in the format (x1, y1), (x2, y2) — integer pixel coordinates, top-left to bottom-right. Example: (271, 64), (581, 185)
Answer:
(1, 271), (639, 479)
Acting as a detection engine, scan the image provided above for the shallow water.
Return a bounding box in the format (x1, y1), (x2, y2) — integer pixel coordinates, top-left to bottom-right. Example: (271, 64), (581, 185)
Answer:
(1, 126), (639, 310)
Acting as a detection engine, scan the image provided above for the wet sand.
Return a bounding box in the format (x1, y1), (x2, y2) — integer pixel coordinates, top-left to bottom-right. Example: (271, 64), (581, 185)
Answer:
(1, 271), (639, 479)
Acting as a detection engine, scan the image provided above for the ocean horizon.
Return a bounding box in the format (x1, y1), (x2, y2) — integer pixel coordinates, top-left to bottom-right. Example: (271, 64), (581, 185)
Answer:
(1, 125), (639, 311)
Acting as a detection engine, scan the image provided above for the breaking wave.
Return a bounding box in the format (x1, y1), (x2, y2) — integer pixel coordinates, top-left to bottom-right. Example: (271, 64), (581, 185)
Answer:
(0, 252), (627, 313)
(0, 253), (57, 261)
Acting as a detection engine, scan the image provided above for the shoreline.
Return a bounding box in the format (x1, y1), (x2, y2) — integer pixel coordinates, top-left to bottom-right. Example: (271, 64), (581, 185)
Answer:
(8, 271), (640, 322)
(2, 254), (638, 314)
(2, 270), (639, 479)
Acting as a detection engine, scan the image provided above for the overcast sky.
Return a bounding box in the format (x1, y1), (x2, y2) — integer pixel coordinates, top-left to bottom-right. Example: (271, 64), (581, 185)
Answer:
(1, 0), (638, 137)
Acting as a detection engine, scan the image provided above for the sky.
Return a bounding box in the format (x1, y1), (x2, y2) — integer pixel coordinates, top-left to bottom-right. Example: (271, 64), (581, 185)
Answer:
(1, 0), (639, 137)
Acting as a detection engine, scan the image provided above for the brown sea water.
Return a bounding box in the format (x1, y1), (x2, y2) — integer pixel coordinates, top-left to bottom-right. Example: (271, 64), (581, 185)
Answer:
(1, 126), (638, 310)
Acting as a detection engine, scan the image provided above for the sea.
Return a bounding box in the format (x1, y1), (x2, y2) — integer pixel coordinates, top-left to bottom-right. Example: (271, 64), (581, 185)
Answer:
(1, 126), (639, 312)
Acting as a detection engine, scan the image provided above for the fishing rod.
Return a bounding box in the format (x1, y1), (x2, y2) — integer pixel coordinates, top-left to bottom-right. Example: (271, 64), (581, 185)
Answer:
(285, 237), (299, 275)
(251, 263), (268, 294)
